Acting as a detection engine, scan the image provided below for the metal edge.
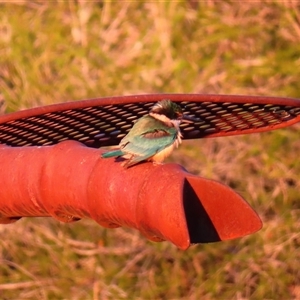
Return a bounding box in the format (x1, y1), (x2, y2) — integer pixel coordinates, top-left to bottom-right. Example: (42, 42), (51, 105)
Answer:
(1, 94), (300, 124)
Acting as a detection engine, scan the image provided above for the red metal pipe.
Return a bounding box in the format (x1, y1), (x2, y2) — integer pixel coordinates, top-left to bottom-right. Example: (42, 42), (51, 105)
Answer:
(0, 141), (262, 249)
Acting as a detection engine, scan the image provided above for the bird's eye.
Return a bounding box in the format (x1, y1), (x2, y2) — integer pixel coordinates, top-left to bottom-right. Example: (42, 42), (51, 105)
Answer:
(176, 111), (183, 119)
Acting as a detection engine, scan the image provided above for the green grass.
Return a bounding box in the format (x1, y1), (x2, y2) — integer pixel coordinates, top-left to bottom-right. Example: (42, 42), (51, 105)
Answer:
(1, 1), (300, 299)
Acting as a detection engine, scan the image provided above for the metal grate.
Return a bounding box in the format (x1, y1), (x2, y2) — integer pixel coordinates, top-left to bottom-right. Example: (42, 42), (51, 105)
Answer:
(0, 95), (300, 148)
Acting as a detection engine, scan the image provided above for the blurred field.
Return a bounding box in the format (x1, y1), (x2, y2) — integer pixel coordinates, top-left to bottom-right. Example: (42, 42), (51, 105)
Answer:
(1, 1), (300, 299)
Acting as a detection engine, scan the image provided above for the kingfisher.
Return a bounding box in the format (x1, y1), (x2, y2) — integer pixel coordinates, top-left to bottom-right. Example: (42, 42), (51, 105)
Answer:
(101, 99), (198, 168)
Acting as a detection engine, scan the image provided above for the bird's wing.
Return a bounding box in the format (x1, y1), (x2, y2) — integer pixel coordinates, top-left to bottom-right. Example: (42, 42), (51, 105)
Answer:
(120, 116), (177, 167)
(120, 115), (176, 145)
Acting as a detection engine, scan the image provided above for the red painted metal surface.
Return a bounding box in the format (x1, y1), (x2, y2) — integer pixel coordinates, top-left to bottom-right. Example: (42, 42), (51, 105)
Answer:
(0, 141), (262, 249)
(2, 94), (298, 248)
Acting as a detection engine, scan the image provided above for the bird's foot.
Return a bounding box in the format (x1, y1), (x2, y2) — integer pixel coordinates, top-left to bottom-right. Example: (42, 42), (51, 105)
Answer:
(121, 160), (130, 168)
(152, 161), (164, 167)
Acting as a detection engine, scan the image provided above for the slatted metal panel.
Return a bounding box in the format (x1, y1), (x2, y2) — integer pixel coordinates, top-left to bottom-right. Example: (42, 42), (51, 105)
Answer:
(0, 94), (300, 148)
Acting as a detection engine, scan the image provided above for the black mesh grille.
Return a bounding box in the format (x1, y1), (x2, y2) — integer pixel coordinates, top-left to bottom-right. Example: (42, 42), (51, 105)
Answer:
(0, 101), (299, 148)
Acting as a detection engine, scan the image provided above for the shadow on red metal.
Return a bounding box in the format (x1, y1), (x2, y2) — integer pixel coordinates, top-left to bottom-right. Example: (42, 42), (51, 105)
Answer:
(0, 141), (262, 249)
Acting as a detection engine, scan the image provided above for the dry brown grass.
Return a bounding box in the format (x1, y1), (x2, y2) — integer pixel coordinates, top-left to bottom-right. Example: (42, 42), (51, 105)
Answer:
(1, 1), (300, 299)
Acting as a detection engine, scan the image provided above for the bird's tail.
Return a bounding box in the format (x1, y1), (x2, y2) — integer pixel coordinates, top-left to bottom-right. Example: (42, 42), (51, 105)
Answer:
(101, 150), (124, 158)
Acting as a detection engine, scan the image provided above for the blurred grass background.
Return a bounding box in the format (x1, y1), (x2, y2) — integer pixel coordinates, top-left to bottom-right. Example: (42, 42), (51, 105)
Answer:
(1, 1), (300, 299)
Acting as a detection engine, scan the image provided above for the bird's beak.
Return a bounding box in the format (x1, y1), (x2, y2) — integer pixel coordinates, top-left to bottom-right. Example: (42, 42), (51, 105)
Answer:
(182, 114), (202, 123)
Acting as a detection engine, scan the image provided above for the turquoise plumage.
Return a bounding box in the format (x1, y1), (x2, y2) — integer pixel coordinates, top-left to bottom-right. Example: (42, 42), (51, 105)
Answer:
(101, 99), (196, 168)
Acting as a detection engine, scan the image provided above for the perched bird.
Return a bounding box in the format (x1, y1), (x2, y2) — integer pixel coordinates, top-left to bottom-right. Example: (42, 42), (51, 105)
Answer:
(101, 99), (197, 168)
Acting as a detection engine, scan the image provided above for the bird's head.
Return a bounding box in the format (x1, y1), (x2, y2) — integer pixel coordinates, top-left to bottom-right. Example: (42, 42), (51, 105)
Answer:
(150, 99), (200, 127)
(150, 99), (183, 121)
